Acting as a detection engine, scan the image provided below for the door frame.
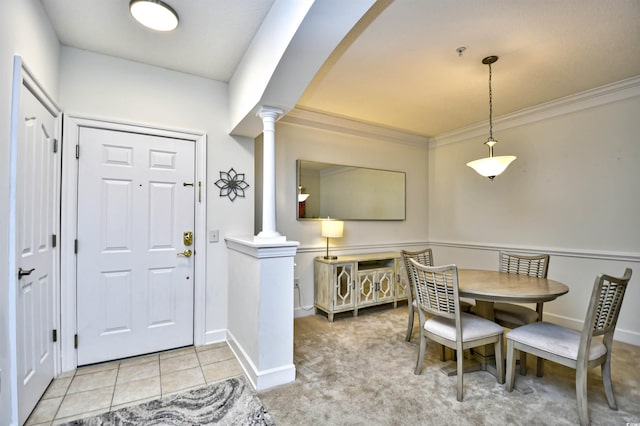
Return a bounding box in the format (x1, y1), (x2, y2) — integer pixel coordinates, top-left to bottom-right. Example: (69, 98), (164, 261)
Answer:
(8, 55), (62, 424)
(60, 115), (207, 372)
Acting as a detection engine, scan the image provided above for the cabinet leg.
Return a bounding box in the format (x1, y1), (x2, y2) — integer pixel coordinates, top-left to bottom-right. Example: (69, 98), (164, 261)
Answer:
(328, 313), (334, 322)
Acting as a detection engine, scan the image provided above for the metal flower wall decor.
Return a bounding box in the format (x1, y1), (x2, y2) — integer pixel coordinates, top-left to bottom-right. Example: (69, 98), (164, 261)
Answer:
(215, 168), (249, 201)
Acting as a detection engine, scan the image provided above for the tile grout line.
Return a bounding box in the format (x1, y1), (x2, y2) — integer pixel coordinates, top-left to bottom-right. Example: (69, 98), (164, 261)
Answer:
(159, 354), (165, 398)
(109, 362), (121, 413)
(197, 349), (208, 387)
(48, 368), (78, 425)
(51, 369), (76, 423)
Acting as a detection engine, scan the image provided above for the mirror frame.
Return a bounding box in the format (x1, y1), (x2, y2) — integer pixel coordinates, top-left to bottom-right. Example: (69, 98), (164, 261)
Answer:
(296, 160), (406, 221)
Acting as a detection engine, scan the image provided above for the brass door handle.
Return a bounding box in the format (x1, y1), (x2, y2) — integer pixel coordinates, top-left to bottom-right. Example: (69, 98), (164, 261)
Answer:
(18, 267), (35, 279)
(177, 249), (192, 257)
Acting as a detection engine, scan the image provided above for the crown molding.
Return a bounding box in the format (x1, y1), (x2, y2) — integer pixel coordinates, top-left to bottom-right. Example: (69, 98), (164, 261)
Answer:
(279, 107), (430, 147)
(280, 76), (640, 149)
(431, 75), (640, 147)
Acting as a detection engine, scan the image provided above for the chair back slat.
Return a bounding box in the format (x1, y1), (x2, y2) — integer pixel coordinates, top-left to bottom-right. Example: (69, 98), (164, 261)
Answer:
(591, 270), (631, 336)
(401, 249), (433, 278)
(401, 249), (434, 303)
(500, 252), (549, 278)
(408, 259), (458, 318)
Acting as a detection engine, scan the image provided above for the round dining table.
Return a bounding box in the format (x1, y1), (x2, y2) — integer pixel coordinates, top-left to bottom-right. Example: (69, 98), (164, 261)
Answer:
(457, 268), (569, 319)
(442, 269), (569, 378)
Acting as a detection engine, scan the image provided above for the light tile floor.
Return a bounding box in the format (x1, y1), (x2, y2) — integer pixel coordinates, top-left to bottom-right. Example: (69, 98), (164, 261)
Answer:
(26, 342), (245, 426)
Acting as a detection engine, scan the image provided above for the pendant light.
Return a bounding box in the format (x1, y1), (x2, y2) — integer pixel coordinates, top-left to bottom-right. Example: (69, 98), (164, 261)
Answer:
(130, 0), (179, 32)
(466, 56), (516, 180)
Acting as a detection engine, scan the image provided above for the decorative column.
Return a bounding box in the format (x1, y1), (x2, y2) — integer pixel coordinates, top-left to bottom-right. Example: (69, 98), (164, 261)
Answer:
(223, 105), (298, 391)
(256, 106), (285, 242)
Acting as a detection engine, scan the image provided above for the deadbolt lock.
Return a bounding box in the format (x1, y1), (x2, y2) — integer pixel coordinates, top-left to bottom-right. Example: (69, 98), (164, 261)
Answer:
(183, 231), (193, 246)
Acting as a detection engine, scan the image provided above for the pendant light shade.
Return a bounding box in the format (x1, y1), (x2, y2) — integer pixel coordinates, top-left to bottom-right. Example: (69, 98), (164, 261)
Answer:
(298, 186), (310, 202)
(466, 150), (516, 178)
(466, 56), (516, 180)
(130, 0), (179, 32)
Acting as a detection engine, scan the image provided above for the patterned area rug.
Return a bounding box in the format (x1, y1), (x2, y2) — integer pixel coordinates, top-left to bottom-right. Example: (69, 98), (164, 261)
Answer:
(63, 376), (275, 425)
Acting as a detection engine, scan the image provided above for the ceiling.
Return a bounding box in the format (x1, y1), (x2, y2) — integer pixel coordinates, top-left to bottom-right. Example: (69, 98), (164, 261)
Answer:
(41, 0), (640, 138)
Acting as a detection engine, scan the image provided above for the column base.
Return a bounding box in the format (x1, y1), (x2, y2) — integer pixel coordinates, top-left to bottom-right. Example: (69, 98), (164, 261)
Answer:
(254, 231), (286, 243)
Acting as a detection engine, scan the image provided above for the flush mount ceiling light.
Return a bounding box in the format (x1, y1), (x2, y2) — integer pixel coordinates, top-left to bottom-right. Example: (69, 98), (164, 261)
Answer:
(129, 0), (179, 32)
(466, 56), (516, 181)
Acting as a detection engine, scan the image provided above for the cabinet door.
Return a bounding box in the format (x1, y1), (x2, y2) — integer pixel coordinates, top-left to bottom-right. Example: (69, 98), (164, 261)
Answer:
(357, 271), (377, 306)
(358, 268), (396, 305)
(375, 269), (395, 302)
(396, 265), (409, 300)
(334, 264), (355, 310)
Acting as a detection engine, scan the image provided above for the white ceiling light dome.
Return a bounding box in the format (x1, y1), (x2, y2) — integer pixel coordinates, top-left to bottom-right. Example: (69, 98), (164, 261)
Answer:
(129, 0), (179, 32)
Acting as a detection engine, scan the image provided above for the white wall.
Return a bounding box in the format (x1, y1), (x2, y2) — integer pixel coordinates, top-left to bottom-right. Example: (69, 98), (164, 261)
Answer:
(274, 87), (640, 346)
(0, 0), (60, 424)
(428, 90), (640, 344)
(273, 115), (430, 317)
(58, 47), (255, 345)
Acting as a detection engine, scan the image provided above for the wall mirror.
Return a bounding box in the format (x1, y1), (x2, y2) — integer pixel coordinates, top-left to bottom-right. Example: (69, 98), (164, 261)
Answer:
(297, 160), (406, 221)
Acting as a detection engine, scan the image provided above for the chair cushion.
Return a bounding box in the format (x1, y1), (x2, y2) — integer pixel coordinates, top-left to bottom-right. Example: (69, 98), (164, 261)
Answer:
(493, 302), (538, 326)
(506, 322), (607, 361)
(425, 313), (503, 342)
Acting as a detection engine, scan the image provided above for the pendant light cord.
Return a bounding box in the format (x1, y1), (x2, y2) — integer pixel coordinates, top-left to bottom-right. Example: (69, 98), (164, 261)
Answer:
(488, 62), (493, 140)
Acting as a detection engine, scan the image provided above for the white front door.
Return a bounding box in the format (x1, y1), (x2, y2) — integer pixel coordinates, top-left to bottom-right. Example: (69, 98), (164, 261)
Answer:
(15, 76), (59, 424)
(76, 127), (195, 365)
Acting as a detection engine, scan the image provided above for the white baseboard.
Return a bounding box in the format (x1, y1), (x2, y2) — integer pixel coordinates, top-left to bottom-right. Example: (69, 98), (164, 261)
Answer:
(294, 305), (315, 318)
(202, 329), (227, 346)
(226, 330), (296, 391)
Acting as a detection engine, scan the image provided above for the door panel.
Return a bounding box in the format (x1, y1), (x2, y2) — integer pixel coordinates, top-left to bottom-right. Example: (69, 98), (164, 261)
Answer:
(16, 81), (57, 424)
(76, 127), (195, 365)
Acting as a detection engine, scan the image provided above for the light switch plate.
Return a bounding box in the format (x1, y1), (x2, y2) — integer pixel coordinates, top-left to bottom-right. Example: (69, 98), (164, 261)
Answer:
(209, 229), (219, 243)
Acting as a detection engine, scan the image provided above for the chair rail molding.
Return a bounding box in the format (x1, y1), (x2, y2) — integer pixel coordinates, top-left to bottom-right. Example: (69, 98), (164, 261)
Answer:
(428, 240), (640, 263)
(296, 240), (640, 263)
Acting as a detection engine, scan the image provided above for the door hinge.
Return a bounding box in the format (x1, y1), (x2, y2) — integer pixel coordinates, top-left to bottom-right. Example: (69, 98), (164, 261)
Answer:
(74, 334), (78, 349)
(75, 144), (80, 159)
(52, 329), (57, 342)
(52, 234), (57, 248)
(74, 239), (78, 253)
(53, 138), (58, 153)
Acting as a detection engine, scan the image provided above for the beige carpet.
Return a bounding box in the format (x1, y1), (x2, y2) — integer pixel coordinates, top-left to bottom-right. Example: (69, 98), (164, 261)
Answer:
(259, 306), (640, 425)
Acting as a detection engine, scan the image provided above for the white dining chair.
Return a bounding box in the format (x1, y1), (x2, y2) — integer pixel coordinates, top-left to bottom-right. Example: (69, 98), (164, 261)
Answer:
(401, 249), (472, 343)
(407, 260), (504, 401)
(401, 249), (434, 342)
(494, 251), (550, 375)
(505, 268), (632, 426)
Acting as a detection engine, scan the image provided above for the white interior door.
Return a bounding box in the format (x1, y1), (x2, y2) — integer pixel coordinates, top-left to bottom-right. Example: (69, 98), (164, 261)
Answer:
(76, 127), (195, 365)
(16, 78), (58, 424)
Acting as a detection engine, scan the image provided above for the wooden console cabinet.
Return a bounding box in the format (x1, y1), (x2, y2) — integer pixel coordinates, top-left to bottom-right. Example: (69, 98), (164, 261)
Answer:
(314, 252), (406, 321)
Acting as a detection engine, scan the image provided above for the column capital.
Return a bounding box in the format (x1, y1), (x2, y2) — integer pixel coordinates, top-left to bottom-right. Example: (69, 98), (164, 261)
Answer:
(257, 106), (284, 120)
